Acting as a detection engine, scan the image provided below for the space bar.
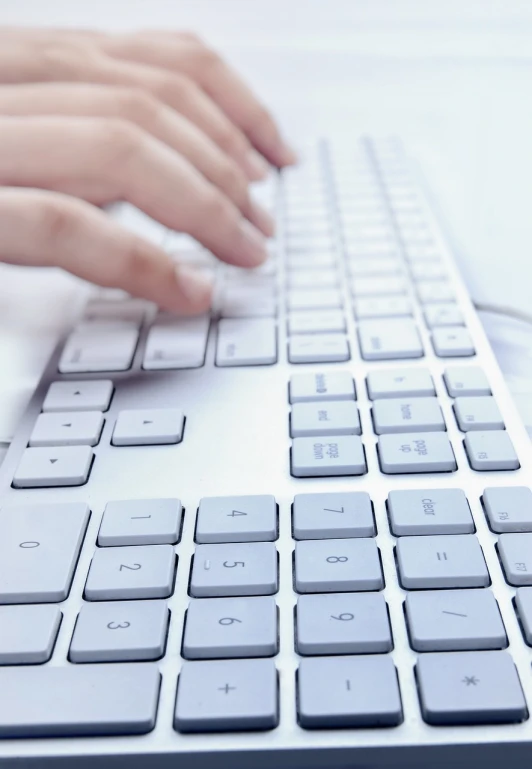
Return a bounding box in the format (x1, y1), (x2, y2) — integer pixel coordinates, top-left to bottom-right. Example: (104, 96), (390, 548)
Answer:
(0, 665), (160, 737)
(216, 318), (277, 366)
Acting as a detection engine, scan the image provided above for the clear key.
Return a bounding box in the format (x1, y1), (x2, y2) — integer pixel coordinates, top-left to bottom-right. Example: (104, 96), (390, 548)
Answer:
(388, 489), (473, 535)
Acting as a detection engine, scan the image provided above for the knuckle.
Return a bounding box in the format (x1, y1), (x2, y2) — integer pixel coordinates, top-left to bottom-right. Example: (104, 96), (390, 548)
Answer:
(37, 41), (98, 79)
(96, 118), (142, 173)
(154, 72), (195, 105)
(118, 88), (159, 126)
(179, 30), (203, 44)
(248, 103), (273, 132)
(215, 123), (246, 158)
(38, 198), (78, 249)
(193, 43), (220, 74)
(202, 189), (233, 226)
(218, 162), (247, 204)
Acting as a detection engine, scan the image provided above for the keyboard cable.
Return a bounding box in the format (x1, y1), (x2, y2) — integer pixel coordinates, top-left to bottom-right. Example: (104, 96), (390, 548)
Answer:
(473, 301), (532, 327)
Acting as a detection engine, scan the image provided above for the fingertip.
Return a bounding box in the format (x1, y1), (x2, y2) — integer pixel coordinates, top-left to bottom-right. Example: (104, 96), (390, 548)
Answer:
(243, 149), (270, 180)
(171, 264), (214, 313)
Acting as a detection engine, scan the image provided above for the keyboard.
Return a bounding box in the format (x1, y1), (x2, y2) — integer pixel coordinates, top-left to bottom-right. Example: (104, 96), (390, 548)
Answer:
(0, 137), (531, 769)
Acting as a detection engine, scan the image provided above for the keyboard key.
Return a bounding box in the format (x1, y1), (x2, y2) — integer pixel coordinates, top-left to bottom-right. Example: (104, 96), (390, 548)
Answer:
(59, 324), (139, 373)
(298, 656), (402, 728)
(296, 593), (392, 654)
(175, 659), (278, 733)
(287, 271), (338, 289)
(70, 600), (168, 662)
(216, 318), (277, 366)
(220, 289), (277, 319)
(0, 503), (89, 603)
(405, 244), (441, 262)
(454, 396), (504, 431)
(378, 432), (457, 474)
(290, 401), (361, 437)
(143, 315), (210, 369)
(358, 319), (423, 360)
(515, 587), (532, 644)
(42, 380), (113, 412)
(287, 310), (345, 335)
(348, 257), (402, 278)
(367, 368), (435, 399)
(291, 436), (367, 477)
(351, 277), (406, 298)
(372, 397), (445, 434)
(410, 261), (447, 280)
(498, 533), (532, 585)
(465, 430), (519, 471)
(417, 281), (455, 303)
(353, 296), (412, 319)
(288, 334), (350, 363)
(444, 366), (491, 396)
(182, 596), (277, 659)
(433, 326), (475, 357)
(294, 538), (383, 593)
(424, 304), (465, 328)
(293, 492), (375, 539)
(396, 535), (489, 589)
(416, 651), (527, 725)
(388, 489), (473, 535)
(190, 543), (277, 597)
(13, 446), (93, 488)
(29, 411), (104, 448)
(84, 545), (175, 601)
(98, 498), (183, 546)
(195, 495), (277, 543)
(286, 252), (337, 269)
(289, 371), (355, 403)
(287, 290), (342, 311)
(0, 664), (160, 736)
(405, 590), (506, 651)
(112, 409), (184, 446)
(0, 605), (61, 664)
(483, 486), (532, 532)
(81, 298), (146, 326)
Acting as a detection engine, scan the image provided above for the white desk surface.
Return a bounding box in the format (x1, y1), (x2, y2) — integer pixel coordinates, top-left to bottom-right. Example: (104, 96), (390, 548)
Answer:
(2, 0), (532, 444)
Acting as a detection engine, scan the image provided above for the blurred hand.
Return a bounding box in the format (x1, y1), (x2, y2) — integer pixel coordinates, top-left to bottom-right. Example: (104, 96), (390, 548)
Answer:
(0, 27), (295, 313)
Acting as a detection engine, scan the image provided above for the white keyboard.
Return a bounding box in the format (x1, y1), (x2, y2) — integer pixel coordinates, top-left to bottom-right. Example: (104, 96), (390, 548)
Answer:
(1, 137), (532, 768)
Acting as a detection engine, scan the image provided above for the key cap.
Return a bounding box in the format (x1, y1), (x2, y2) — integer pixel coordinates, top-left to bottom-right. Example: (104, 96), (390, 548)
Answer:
(405, 590), (506, 651)
(416, 651), (526, 725)
(444, 366), (491, 397)
(405, 244), (441, 262)
(29, 411), (104, 447)
(42, 380), (113, 412)
(0, 605), (61, 664)
(81, 299), (146, 327)
(195, 495), (277, 543)
(287, 234), (334, 251)
(465, 430), (519, 471)
(287, 271), (338, 289)
(175, 658), (278, 732)
(298, 656), (402, 728)
(288, 310), (345, 335)
(348, 257), (402, 278)
(112, 409), (184, 446)
(59, 324), (139, 373)
(388, 489), (473, 535)
(0, 664), (160, 736)
(143, 315), (210, 369)
(417, 281), (455, 303)
(396, 535), (489, 588)
(70, 600), (168, 663)
(293, 492), (374, 539)
(216, 318), (277, 366)
(354, 296), (412, 319)
(367, 368), (435, 399)
(378, 432), (456, 473)
(84, 545), (175, 600)
(351, 277), (406, 298)
(13, 445), (94, 488)
(287, 290), (342, 311)
(454, 396), (504, 431)
(498, 533), (532, 585)
(183, 596), (277, 659)
(220, 292), (277, 319)
(0, 503), (89, 603)
(288, 334), (350, 363)
(433, 326), (475, 357)
(98, 498), (183, 546)
(410, 262), (447, 280)
(296, 593), (392, 654)
(372, 397), (445, 434)
(515, 587), (532, 644)
(358, 319), (423, 360)
(291, 436), (367, 477)
(286, 252), (337, 269)
(425, 304), (465, 328)
(291, 401), (361, 437)
(295, 538), (383, 593)
(483, 486), (532, 532)
(289, 371), (355, 403)
(190, 543), (277, 597)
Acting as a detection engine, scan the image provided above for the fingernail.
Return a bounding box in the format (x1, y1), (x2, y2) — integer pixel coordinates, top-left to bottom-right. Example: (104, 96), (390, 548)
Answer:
(249, 198), (276, 238)
(280, 141), (298, 166)
(237, 219), (268, 266)
(243, 149), (270, 180)
(175, 265), (214, 306)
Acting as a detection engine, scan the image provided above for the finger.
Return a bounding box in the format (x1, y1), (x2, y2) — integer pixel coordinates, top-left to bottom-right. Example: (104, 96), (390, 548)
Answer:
(0, 116), (269, 267)
(0, 187), (213, 314)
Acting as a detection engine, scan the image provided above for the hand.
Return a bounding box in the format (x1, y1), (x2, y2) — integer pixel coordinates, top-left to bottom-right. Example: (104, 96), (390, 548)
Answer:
(0, 27), (295, 313)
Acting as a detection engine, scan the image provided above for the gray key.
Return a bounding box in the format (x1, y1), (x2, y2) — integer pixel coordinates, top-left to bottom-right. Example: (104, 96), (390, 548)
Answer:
(291, 401), (361, 437)
(358, 319), (423, 360)
(13, 446), (93, 488)
(354, 296), (412, 319)
(444, 366), (491, 397)
(498, 533), (532, 585)
(292, 436), (367, 477)
(98, 498), (183, 546)
(416, 651), (526, 725)
(0, 503), (89, 603)
(396, 535), (489, 588)
(515, 587), (532, 644)
(0, 605), (61, 664)
(295, 538), (383, 593)
(190, 543), (277, 597)
(289, 371), (355, 403)
(112, 409), (184, 446)
(297, 593), (392, 654)
(351, 276), (406, 297)
(183, 596), (277, 659)
(465, 430), (520, 471)
(70, 600), (168, 662)
(454, 396), (504, 431)
(0, 664), (160, 736)
(216, 318), (277, 366)
(84, 545), (175, 600)
(424, 305), (465, 328)
(483, 486), (532, 532)
(388, 489), (473, 535)
(378, 432), (456, 474)
(293, 492), (375, 539)
(29, 411), (104, 447)
(349, 257), (402, 278)
(417, 281), (455, 303)
(196, 495), (277, 543)
(175, 658), (278, 732)
(373, 397), (444, 434)
(42, 379), (113, 412)
(298, 656), (402, 728)
(367, 368), (435, 399)
(288, 334), (350, 363)
(433, 326), (475, 357)
(405, 590), (506, 651)
(288, 310), (345, 335)
(287, 289), (342, 311)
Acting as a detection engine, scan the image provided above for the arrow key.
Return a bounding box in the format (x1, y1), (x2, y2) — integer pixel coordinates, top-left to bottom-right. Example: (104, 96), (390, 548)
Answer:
(13, 446), (94, 488)
(112, 409), (185, 446)
(29, 411), (104, 447)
